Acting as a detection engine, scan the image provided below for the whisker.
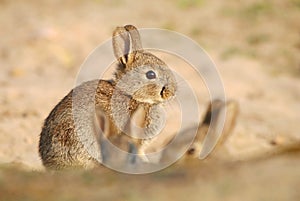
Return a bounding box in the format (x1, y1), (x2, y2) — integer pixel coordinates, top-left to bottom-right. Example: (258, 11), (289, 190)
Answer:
(175, 79), (187, 86)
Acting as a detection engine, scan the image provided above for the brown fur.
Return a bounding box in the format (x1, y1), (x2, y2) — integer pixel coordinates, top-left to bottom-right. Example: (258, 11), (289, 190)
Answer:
(39, 25), (177, 170)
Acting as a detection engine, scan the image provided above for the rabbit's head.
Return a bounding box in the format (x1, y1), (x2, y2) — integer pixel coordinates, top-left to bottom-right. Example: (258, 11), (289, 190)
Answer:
(112, 25), (177, 104)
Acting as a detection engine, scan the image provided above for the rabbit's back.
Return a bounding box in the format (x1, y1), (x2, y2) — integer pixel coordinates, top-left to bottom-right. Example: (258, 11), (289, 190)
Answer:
(39, 79), (116, 170)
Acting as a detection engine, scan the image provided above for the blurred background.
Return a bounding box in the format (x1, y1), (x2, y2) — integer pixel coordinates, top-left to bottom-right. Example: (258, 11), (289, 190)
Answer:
(0, 0), (300, 200)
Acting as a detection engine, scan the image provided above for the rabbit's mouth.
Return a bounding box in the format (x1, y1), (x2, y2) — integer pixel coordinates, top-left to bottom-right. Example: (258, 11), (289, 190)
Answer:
(132, 84), (176, 104)
(160, 85), (175, 101)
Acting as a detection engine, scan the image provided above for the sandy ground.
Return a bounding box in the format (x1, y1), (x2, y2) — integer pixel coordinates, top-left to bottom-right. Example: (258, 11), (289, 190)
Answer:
(0, 0), (300, 200)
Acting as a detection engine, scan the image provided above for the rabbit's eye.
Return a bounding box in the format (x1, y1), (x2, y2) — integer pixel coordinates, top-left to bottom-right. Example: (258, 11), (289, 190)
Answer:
(146, 70), (156, 79)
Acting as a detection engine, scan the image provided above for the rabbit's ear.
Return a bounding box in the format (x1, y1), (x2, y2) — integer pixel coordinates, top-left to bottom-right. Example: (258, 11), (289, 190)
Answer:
(112, 25), (142, 66)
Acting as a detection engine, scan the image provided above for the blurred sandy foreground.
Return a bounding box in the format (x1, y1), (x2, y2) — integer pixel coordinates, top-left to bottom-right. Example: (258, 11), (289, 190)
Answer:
(0, 0), (300, 200)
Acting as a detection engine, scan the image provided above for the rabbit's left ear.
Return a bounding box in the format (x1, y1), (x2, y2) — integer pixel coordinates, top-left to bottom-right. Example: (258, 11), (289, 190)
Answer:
(112, 25), (142, 66)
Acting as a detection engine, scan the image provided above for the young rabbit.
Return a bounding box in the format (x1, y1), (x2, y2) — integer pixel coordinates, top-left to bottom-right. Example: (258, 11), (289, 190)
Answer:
(186, 99), (239, 158)
(156, 99), (239, 163)
(39, 25), (177, 170)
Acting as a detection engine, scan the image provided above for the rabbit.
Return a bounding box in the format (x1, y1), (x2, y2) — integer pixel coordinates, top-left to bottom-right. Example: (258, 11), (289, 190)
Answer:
(151, 99), (239, 163)
(39, 25), (177, 170)
(185, 99), (239, 159)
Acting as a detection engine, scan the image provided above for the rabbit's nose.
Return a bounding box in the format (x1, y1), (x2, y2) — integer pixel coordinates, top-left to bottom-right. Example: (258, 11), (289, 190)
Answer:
(160, 85), (175, 100)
